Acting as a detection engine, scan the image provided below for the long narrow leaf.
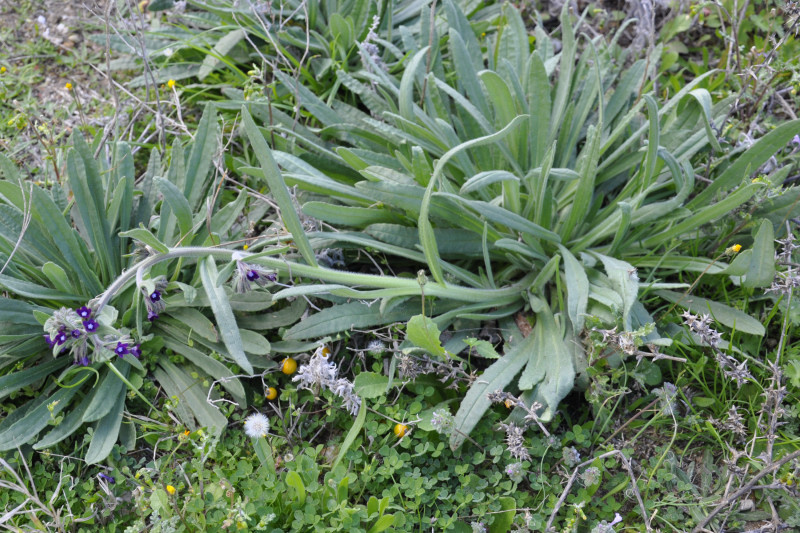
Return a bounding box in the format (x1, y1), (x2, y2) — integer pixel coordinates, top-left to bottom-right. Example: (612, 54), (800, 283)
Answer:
(241, 106), (318, 267)
(450, 333), (532, 450)
(198, 256), (253, 374)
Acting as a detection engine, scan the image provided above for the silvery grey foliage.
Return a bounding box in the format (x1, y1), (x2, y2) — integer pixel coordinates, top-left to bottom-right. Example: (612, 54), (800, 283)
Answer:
(768, 229), (800, 296)
(293, 347), (362, 415)
(590, 513), (623, 533)
(562, 446), (581, 467)
(505, 462), (524, 482)
(653, 382), (679, 416)
(682, 311), (753, 387)
(498, 422), (531, 461)
(580, 466), (601, 487)
(359, 15), (385, 72)
(430, 408), (455, 436)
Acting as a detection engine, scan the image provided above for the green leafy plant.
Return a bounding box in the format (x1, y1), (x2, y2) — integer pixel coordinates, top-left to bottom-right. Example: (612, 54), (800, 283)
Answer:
(225, 1), (800, 448)
(0, 106), (294, 463)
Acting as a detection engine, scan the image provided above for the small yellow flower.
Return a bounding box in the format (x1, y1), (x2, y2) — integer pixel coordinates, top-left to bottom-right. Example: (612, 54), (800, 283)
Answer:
(504, 399), (514, 409)
(65, 82), (72, 90)
(281, 358), (297, 375)
(726, 244), (742, 255)
(243, 244), (249, 250)
(0, 66), (6, 74)
(166, 485), (176, 495)
(265, 387), (278, 400)
(167, 79), (176, 89)
(320, 346), (331, 358)
(393, 423), (409, 438)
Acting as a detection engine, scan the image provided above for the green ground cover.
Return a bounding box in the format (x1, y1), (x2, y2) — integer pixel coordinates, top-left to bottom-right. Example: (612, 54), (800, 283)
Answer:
(1, 0), (800, 531)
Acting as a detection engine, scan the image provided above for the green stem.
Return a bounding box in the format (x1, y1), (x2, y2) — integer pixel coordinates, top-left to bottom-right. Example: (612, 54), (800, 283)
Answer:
(94, 246), (538, 317)
(104, 360), (157, 411)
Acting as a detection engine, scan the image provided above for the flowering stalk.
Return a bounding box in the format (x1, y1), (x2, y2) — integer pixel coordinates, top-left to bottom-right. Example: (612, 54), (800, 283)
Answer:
(93, 245), (536, 318)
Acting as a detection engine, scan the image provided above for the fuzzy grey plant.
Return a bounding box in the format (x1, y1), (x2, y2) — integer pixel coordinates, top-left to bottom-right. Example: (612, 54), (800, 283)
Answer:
(359, 15), (385, 73)
(562, 446), (581, 468)
(396, 352), (472, 389)
(430, 408), (455, 436)
(580, 466), (602, 487)
(292, 347), (361, 415)
(504, 462), (524, 483)
(487, 390), (549, 436)
(470, 522), (486, 533)
(498, 422), (531, 461)
(590, 513), (623, 533)
(653, 382), (679, 416)
(708, 406), (748, 439)
(682, 310), (753, 387)
(767, 229), (800, 296)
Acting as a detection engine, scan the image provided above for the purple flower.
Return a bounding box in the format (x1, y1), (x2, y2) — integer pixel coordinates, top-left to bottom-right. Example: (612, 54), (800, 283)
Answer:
(98, 473), (115, 484)
(266, 273), (277, 282)
(246, 270), (260, 281)
(130, 344), (142, 359)
(44, 334), (56, 347)
(71, 329), (82, 339)
(83, 319), (98, 333)
(147, 310), (159, 322)
(115, 342), (129, 357)
(150, 291), (161, 302)
(80, 356), (90, 366)
(54, 331), (68, 345)
(792, 134), (800, 146)
(76, 306), (92, 318)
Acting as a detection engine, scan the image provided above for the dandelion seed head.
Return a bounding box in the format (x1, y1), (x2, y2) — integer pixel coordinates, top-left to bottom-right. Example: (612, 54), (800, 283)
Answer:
(244, 413), (270, 438)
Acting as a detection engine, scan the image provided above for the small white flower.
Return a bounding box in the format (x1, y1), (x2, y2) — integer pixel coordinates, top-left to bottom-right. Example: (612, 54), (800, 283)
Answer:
(163, 47), (174, 58)
(243, 413), (270, 438)
(366, 340), (385, 355)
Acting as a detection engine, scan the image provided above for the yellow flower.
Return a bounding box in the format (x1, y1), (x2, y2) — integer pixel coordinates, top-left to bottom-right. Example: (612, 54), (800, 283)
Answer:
(0, 66), (6, 74)
(265, 387), (278, 400)
(243, 244), (249, 250)
(393, 423), (409, 438)
(281, 358), (297, 375)
(726, 244), (742, 255)
(65, 82), (72, 90)
(167, 79), (176, 89)
(166, 485), (176, 495)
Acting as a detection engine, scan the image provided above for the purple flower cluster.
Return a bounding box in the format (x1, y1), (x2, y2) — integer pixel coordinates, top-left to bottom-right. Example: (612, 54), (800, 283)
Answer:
(141, 278), (168, 322)
(232, 260), (277, 294)
(43, 305), (144, 365)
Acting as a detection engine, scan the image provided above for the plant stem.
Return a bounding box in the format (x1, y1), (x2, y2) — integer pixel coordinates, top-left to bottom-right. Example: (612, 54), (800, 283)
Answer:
(94, 246), (537, 317)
